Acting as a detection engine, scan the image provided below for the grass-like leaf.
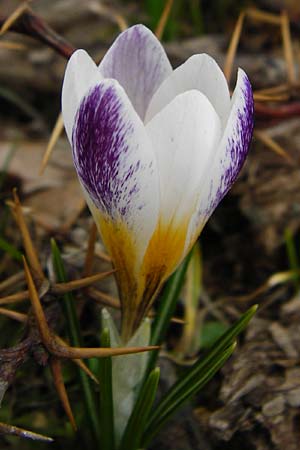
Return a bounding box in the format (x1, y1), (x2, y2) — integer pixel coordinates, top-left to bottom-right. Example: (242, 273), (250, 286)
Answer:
(99, 328), (115, 450)
(51, 239), (100, 443)
(147, 250), (193, 372)
(284, 228), (300, 291)
(119, 367), (160, 450)
(142, 305), (257, 446)
(0, 236), (22, 261)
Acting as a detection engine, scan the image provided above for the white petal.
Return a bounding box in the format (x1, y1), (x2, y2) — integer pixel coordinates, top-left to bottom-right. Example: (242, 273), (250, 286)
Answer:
(146, 89), (221, 230)
(62, 49), (103, 143)
(185, 69), (254, 250)
(99, 24), (172, 120)
(71, 78), (160, 263)
(145, 54), (231, 128)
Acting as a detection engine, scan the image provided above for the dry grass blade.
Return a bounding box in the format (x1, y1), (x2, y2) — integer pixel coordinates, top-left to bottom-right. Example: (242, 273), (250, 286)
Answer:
(11, 190), (45, 286)
(50, 358), (77, 431)
(0, 290), (29, 305)
(253, 93), (289, 102)
(88, 287), (120, 309)
(23, 257), (53, 344)
(228, 270), (298, 303)
(168, 316), (185, 324)
(201, 291), (229, 324)
(71, 358), (99, 384)
(281, 11), (296, 84)
(24, 257), (158, 358)
(155, 0), (174, 39)
(0, 2), (29, 35)
(147, 309), (185, 324)
(0, 271), (24, 292)
(39, 113), (64, 175)
(0, 41), (27, 50)
(111, 12), (127, 31)
(0, 271), (115, 305)
(225, 8), (296, 89)
(254, 83), (290, 95)
(255, 130), (293, 163)
(88, 2), (128, 32)
(50, 342), (159, 359)
(0, 307), (27, 322)
(50, 337), (99, 384)
(224, 11), (245, 82)
(0, 422), (53, 442)
(246, 7), (281, 25)
(52, 270), (116, 294)
(87, 2), (126, 31)
(83, 223), (98, 277)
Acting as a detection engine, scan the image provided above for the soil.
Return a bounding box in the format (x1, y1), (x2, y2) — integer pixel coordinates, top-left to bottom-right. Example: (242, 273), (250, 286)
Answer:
(0, 1), (300, 449)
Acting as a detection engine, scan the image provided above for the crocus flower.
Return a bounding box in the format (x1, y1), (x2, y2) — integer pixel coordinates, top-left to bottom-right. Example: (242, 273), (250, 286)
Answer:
(62, 24), (254, 340)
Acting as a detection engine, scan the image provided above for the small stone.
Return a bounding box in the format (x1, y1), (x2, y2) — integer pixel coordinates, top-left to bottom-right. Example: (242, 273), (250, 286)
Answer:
(286, 388), (300, 407)
(262, 395), (285, 417)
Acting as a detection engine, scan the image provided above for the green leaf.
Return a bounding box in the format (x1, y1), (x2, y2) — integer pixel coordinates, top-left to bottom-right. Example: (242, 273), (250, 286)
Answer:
(51, 239), (81, 345)
(142, 305), (257, 446)
(147, 250), (193, 372)
(177, 244), (202, 356)
(200, 321), (229, 350)
(119, 368), (160, 450)
(284, 228), (300, 292)
(99, 328), (115, 450)
(50, 239), (100, 444)
(0, 236), (22, 261)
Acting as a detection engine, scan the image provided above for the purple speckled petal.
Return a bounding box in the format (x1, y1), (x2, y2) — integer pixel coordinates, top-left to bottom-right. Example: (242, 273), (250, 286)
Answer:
(72, 78), (159, 260)
(185, 69), (254, 250)
(98, 24), (172, 120)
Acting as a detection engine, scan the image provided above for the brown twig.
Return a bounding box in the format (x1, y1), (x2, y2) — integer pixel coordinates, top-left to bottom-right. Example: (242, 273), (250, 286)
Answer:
(10, 190), (45, 287)
(0, 7), (75, 58)
(255, 101), (300, 119)
(0, 422), (53, 442)
(0, 307), (99, 384)
(23, 257), (158, 358)
(50, 357), (77, 431)
(0, 2), (30, 35)
(52, 270), (116, 294)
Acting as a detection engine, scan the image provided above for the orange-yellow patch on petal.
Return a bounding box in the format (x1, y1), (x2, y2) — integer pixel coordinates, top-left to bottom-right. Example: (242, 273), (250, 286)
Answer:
(89, 202), (192, 340)
(89, 206), (139, 312)
(143, 219), (188, 281)
(139, 215), (190, 307)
